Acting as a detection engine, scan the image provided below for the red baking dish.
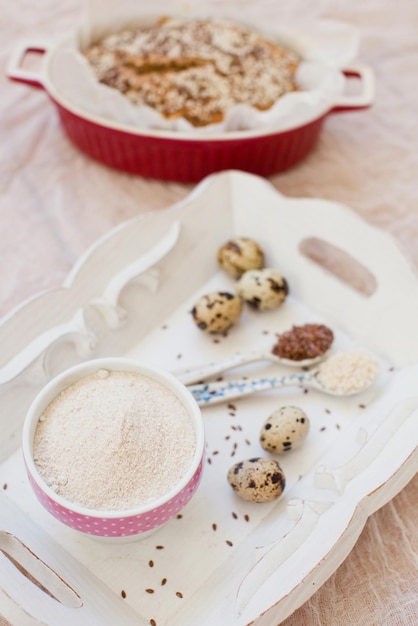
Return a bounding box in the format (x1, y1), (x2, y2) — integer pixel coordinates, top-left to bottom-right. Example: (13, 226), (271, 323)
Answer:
(7, 39), (375, 183)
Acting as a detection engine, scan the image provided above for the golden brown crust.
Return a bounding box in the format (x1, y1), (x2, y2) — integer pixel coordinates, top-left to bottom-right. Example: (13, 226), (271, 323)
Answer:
(84, 17), (300, 127)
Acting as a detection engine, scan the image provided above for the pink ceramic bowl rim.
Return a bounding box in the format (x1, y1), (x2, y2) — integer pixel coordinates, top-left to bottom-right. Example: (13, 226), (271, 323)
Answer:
(22, 357), (205, 520)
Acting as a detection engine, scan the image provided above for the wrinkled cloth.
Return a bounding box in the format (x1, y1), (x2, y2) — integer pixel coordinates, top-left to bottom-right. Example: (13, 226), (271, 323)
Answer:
(0, 1), (417, 625)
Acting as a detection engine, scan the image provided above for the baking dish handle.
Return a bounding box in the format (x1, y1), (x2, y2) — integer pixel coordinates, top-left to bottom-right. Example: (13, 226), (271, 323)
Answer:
(6, 40), (51, 89)
(331, 64), (375, 112)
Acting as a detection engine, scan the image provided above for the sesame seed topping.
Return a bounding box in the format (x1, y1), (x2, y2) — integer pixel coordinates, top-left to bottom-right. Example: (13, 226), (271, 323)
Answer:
(84, 17), (299, 127)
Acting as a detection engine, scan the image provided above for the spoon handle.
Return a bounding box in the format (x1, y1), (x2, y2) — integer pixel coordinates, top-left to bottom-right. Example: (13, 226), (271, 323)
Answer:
(175, 350), (268, 385)
(188, 373), (314, 406)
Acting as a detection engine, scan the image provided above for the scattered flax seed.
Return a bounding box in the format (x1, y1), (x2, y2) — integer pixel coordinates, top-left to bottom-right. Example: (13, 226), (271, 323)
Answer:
(149, 560), (154, 568)
(303, 388), (309, 394)
(121, 590), (127, 598)
(336, 423), (341, 430)
(230, 450), (236, 457)
(320, 426), (326, 431)
(216, 376), (223, 382)
(212, 523), (217, 531)
(150, 619), (157, 626)
(213, 338), (220, 344)
(212, 450), (219, 455)
(176, 591), (184, 598)
(176, 513), (183, 519)
(226, 540), (233, 546)
(161, 578), (167, 586)
(232, 512), (238, 519)
(207, 457), (212, 465)
(358, 403), (366, 409)
(156, 545), (164, 550)
(228, 404), (236, 411)
(146, 588), (155, 594)
(225, 435), (231, 440)
(245, 439), (251, 445)
(3, 483), (7, 490)
(389, 366), (394, 372)
(244, 514), (250, 522)
(229, 412), (236, 417)
(325, 408), (331, 414)
(233, 442), (238, 449)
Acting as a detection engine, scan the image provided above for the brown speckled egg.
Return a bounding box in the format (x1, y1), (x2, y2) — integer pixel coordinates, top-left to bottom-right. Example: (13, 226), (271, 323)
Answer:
(217, 237), (264, 278)
(191, 291), (243, 333)
(260, 406), (309, 453)
(236, 268), (288, 310)
(227, 457), (286, 503)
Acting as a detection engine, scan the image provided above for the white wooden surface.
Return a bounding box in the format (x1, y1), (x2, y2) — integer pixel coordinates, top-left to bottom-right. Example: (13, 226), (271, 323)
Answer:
(0, 171), (417, 625)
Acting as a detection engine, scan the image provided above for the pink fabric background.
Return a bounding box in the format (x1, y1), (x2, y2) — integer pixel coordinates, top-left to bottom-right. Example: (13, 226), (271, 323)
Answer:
(1, 1), (417, 624)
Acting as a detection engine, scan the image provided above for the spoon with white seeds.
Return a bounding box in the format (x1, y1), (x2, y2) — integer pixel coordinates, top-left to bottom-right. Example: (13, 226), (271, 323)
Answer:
(187, 351), (379, 406)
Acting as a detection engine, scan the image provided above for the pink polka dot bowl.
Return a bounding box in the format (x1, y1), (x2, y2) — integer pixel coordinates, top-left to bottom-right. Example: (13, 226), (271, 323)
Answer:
(22, 357), (205, 542)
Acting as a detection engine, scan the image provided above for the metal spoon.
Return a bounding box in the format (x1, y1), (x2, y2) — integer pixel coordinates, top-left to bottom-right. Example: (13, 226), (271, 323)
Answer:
(175, 349), (329, 386)
(187, 356), (378, 406)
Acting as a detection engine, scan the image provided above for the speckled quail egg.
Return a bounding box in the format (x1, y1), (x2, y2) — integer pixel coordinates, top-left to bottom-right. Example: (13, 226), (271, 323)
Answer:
(191, 291), (243, 333)
(227, 457), (286, 503)
(217, 237), (265, 278)
(260, 406), (309, 453)
(236, 268), (288, 311)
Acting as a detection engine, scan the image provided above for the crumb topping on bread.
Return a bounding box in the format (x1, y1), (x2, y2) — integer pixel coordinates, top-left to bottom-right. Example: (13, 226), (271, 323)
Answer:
(84, 17), (300, 127)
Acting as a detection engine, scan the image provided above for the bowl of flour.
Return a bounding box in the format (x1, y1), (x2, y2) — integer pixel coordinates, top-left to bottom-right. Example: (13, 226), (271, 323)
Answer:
(22, 357), (205, 541)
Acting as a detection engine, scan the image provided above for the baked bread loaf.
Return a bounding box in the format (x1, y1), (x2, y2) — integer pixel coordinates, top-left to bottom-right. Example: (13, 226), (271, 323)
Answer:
(83, 17), (300, 127)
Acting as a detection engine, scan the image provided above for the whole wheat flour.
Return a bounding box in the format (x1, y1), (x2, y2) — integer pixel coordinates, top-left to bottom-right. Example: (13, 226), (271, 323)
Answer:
(33, 369), (196, 511)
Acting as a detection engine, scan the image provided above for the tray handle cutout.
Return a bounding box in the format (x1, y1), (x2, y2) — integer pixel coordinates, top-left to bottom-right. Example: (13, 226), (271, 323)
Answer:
(0, 531), (82, 611)
(299, 236), (377, 297)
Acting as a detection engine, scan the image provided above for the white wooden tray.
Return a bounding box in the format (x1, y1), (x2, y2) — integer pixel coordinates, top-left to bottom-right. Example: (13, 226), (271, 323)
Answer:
(1, 171), (417, 626)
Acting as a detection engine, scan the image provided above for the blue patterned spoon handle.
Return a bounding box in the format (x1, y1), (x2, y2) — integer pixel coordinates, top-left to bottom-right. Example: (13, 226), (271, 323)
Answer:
(188, 372), (318, 406)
